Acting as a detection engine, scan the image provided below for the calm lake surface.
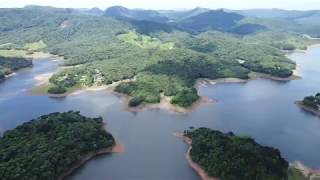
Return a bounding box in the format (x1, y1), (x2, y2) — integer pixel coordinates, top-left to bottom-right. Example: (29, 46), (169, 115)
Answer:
(1, 46), (320, 180)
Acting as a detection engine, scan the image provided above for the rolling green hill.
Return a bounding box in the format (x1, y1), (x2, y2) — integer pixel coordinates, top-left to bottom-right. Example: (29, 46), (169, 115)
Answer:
(104, 6), (169, 23)
(0, 6), (318, 107)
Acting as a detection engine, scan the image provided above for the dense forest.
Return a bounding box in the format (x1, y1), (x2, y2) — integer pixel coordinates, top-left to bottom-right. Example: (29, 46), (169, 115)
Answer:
(301, 93), (320, 110)
(0, 6), (318, 107)
(0, 111), (115, 180)
(184, 127), (289, 180)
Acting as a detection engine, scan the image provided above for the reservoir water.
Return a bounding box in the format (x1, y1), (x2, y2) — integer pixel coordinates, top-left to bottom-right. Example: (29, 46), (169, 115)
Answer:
(1, 46), (320, 179)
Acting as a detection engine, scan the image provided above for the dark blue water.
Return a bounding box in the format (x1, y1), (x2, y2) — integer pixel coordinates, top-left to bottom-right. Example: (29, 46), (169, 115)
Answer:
(1, 47), (320, 180)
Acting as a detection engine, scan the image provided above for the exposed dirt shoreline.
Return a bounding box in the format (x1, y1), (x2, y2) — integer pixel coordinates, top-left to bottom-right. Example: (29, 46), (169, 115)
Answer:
(58, 147), (112, 180)
(31, 67), (300, 113)
(174, 133), (219, 180)
(31, 44), (303, 113)
(57, 121), (124, 180)
(114, 91), (214, 114)
(58, 140), (124, 180)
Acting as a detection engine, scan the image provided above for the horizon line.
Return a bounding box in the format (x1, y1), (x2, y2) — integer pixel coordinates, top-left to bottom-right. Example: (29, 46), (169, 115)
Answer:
(0, 4), (319, 11)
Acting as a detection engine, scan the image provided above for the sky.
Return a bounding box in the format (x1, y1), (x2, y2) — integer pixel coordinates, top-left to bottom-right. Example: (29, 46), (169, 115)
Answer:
(0, 0), (319, 10)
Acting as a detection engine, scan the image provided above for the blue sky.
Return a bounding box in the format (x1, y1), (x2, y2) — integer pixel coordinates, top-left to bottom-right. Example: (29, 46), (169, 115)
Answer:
(1, 0), (319, 10)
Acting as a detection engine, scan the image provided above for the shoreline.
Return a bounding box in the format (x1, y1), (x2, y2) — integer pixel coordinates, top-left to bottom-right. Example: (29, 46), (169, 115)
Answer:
(285, 43), (320, 54)
(0, 51), (61, 82)
(174, 133), (219, 180)
(30, 76), (136, 98)
(175, 132), (320, 180)
(57, 147), (113, 180)
(31, 70), (299, 114)
(58, 141), (124, 180)
(295, 101), (320, 117)
(30, 44), (307, 113)
(58, 121), (125, 180)
(194, 63), (301, 89)
(114, 91), (214, 114)
(57, 120), (125, 180)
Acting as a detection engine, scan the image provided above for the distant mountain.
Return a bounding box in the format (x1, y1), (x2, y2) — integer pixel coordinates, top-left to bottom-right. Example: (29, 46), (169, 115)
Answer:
(24, 5), (104, 16)
(236, 9), (302, 19)
(184, 7), (211, 18)
(104, 6), (169, 23)
(179, 10), (244, 32)
(102, 6), (267, 35)
(175, 9), (267, 35)
(159, 7), (210, 20)
(71, 7), (104, 16)
(237, 9), (320, 24)
(82, 7), (104, 16)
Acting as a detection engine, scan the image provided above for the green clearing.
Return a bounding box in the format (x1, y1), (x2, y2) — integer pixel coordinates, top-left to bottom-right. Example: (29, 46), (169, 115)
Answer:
(117, 31), (174, 50)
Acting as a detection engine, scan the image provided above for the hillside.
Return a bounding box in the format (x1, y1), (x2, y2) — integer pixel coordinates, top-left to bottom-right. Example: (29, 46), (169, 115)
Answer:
(178, 10), (267, 34)
(179, 10), (244, 32)
(159, 7), (210, 20)
(104, 6), (169, 23)
(0, 6), (317, 108)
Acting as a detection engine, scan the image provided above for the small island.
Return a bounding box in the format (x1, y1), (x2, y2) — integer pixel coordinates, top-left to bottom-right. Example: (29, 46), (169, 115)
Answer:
(0, 111), (115, 180)
(182, 127), (289, 180)
(296, 93), (320, 117)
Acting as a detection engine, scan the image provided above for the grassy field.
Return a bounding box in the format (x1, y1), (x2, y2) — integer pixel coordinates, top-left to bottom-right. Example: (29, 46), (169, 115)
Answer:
(117, 31), (174, 50)
(0, 49), (28, 57)
(23, 40), (47, 52)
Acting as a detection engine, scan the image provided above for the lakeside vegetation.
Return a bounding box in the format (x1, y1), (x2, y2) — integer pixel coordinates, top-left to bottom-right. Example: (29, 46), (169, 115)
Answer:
(184, 127), (289, 180)
(301, 93), (320, 110)
(0, 6), (318, 107)
(0, 42), (41, 80)
(0, 111), (115, 180)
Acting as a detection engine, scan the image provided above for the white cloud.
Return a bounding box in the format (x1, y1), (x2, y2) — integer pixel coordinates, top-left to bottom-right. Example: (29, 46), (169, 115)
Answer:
(0, 0), (319, 10)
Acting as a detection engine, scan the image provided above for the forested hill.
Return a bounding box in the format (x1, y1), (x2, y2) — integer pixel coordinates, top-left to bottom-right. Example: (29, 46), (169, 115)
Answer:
(158, 7), (210, 21)
(184, 127), (289, 180)
(104, 6), (170, 23)
(178, 10), (266, 34)
(103, 7), (267, 35)
(0, 111), (115, 180)
(0, 6), (318, 108)
(235, 9), (320, 37)
(179, 10), (243, 31)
